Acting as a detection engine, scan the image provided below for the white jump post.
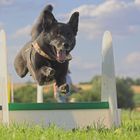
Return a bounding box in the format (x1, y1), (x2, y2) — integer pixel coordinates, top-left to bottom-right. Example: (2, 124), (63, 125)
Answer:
(10, 76), (14, 103)
(37, 85), (43, 103)
(0, 29), (9, 125)
(101, 31), (120, 127)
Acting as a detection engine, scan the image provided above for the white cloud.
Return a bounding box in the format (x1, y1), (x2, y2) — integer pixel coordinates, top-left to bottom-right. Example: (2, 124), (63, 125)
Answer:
(116, 51), (140, 78)
(12, 25), (31, 39)
(71, 0), (126, 17)
(125, 52), (140, 65)
(0, 0), (14, 5)
(135, 0), (140, 5)
(69, 0), (140, 39)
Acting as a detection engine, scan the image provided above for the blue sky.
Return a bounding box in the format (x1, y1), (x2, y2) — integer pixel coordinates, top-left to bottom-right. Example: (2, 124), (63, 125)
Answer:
(0, 0), (140, 83)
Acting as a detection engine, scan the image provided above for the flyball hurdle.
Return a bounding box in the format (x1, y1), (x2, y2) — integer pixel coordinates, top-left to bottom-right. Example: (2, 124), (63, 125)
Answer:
(0, 29), (121, 129)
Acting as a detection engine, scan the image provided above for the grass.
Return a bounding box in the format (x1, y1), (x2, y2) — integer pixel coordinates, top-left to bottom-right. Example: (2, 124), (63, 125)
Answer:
(0, 110), (140, 140)
(134, 94), (140, 107)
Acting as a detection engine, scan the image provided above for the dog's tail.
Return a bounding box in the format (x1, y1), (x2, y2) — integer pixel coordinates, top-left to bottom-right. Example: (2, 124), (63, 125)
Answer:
(31, 4), (53, 40)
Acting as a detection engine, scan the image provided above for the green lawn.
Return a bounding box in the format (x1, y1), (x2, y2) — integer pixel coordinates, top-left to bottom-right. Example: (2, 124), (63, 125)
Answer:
(0, 110), (140, 140)
(134, 94), (140, 107)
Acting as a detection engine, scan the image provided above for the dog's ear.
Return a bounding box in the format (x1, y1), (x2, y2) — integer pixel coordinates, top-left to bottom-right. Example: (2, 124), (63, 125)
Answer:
(42, 10), (57, 31)
(68, 12), (79, 36)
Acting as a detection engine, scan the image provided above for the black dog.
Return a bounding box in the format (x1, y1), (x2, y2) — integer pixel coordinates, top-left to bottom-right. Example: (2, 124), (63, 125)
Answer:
(14, 5), (79, 102)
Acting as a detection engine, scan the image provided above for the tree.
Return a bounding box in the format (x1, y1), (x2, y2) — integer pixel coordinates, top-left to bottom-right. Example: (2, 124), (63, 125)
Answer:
(135, 78), (140, 85)
(116, 78), (135, 109)
(71, 76), (101, 102)
(72, 76), (135, 109)
(14, 85), (37, 103)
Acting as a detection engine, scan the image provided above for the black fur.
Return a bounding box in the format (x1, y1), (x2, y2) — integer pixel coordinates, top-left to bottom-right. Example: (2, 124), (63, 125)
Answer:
(14, 5), (79, 94)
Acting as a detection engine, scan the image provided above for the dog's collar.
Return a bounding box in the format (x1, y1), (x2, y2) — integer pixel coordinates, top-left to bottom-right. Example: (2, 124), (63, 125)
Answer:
(31, 41), (72, 62)
(31, 41), (54, 61)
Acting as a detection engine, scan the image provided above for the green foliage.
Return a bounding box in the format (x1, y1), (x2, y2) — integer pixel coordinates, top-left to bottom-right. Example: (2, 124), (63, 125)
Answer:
(14, 84), (56, 103)
(43, 86), (56, 103)
(135, 78), (140, 85)
(14, 76), (136, 109)
(14, 85), (36, 103)
(72, 76), (135, 109)
(91, 75), (101, 94)
(124, 77), (135, 86)
(116, 78), (135, 109)
(71, 90), (100, 102)
(133, 94), (140, 107)
(71, 76), (101, 102)
(122, 77), (140, 86)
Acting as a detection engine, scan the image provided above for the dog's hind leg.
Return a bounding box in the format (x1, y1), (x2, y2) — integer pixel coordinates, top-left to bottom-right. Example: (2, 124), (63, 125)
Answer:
(14, 52), (28, 78)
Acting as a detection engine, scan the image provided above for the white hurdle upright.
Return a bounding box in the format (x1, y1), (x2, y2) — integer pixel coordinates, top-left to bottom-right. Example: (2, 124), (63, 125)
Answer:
(37, 85), (43, 103)
(101, 31), (120, 127)
(0, 29), (121, 129)
(0, 29), (9, 124)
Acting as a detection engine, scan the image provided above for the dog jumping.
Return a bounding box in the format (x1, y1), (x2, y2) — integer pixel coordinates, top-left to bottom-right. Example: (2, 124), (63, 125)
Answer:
(14, 4), (79, 102)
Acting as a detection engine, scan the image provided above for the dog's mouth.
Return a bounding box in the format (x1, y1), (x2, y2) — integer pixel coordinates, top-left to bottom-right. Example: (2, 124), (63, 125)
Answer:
(51, 46), (72, 63)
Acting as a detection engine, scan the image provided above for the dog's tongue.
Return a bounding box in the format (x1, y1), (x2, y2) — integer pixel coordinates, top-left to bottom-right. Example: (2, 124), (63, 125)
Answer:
(57, 50), (66, 62)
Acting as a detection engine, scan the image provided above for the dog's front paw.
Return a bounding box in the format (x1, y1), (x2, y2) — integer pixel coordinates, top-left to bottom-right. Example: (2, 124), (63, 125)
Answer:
(37, 67), (55, 85)
(59, 84), (69, 94)
(41, 66), (55, 77)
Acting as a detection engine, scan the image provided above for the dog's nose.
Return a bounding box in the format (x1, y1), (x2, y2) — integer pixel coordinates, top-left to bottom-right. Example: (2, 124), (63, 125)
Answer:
(63, 43), (69, 49)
